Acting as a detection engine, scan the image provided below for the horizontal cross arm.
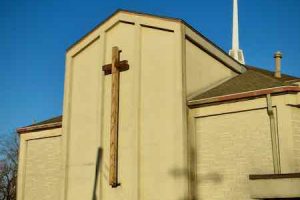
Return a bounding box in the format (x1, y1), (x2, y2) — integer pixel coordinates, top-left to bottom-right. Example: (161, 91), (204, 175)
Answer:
(102, 60), (129, 75)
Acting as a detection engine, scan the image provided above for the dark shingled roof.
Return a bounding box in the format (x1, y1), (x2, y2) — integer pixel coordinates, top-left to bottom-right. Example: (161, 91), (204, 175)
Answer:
(190, 65), (300, 101)
(246, 65), (299, 82)
(23, 115), (62, 128)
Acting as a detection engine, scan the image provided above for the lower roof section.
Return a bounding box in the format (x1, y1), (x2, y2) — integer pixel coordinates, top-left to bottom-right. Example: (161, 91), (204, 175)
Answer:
(188, 66), (300, 107)
(17, 116), (62, 134)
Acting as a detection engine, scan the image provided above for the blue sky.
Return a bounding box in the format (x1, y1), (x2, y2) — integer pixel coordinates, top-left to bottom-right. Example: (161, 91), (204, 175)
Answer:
(0, 0), (299, 135)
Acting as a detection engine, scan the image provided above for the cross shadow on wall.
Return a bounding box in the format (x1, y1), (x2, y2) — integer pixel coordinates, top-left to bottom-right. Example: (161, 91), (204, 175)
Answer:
(92, 148), (103, 200)
(169, 148), (223, 200)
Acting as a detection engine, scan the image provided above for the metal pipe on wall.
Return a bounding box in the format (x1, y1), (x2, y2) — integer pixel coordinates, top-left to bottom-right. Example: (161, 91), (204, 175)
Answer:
(266, 94), (281, 174)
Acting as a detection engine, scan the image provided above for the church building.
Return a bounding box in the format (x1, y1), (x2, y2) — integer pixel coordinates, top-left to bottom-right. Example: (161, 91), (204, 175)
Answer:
(16, 3), (300, 200)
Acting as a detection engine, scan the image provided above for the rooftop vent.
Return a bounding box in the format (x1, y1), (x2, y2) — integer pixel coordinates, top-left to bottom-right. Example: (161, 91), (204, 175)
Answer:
(274, 51), (283, 78)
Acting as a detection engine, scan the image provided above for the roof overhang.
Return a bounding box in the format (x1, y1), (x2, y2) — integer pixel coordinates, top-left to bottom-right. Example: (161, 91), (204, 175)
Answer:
(17, 122), (62, 134)
(188, 86), (300, 107)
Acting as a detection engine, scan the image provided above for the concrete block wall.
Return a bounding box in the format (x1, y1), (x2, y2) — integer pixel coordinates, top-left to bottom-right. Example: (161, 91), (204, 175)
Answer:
(195, 108), (274, 199)
(17, 128), (63, 200)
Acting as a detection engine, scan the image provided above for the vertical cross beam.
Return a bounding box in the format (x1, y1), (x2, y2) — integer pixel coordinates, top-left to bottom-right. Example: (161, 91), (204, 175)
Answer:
(102, 46), (129, 187)
(109, 46), (120, 187)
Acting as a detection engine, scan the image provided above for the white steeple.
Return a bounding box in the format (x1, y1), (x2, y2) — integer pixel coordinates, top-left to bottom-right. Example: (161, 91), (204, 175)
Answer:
(229, 0), (245, 64)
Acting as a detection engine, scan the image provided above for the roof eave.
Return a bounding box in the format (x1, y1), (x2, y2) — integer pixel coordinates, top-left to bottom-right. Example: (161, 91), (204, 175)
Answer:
(188, 86), (300, 107)
(17, 122), (62, 134)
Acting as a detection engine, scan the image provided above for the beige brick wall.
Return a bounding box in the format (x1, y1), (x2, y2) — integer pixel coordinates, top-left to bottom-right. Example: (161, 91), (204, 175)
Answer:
(195, 109), (274, 199)
(291, 107), (300, 169)
(23, 135), (62, 200)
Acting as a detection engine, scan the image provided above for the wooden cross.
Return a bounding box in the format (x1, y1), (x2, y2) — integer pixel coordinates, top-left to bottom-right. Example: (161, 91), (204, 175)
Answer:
(102, 46), (129, 187)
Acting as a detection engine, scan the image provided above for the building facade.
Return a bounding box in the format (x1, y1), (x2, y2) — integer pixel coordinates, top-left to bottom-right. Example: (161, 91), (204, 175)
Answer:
(17, 10), (300, 200)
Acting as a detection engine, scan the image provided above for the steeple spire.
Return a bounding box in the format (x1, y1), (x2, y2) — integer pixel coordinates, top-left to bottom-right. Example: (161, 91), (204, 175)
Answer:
(229, 0), (245, 64)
